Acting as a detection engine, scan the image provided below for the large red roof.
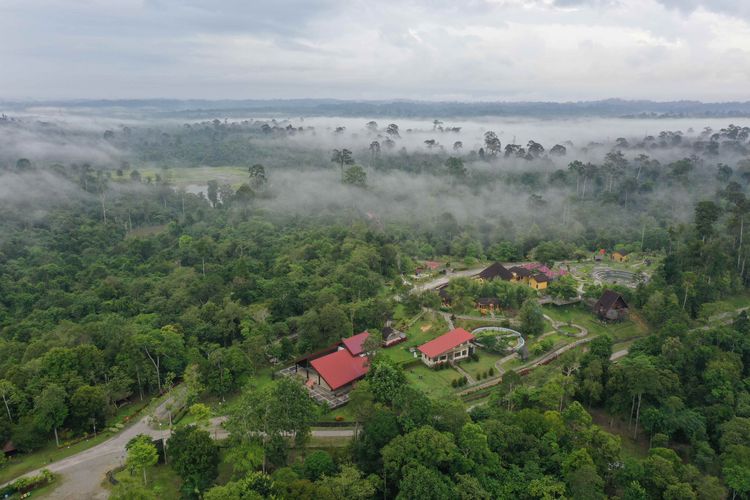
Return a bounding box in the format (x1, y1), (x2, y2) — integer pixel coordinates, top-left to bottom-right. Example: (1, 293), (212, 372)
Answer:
(342, 331), (369, 356)
(310, 349), (369, 390)
(418, 328), (475, 358)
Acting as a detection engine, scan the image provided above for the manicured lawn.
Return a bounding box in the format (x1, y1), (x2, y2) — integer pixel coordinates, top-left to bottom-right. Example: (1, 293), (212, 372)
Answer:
(318, 404), (357, 423)
(380, 311), (450, 365)
(461, 352), (504, 379)
(455, 317), (516, 332)
(543, 304), (648, 341)
(558, 324), (580, 335)
(405, 364), (462, 398)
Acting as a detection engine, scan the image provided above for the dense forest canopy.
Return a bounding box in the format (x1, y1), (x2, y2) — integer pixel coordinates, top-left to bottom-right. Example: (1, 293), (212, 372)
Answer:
(2, 106), (750, 498)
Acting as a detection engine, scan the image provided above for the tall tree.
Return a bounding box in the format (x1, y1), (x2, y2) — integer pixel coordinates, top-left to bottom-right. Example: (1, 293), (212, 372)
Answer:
(126, 435), (159, 485)
(331, 149), (354, 180)
(34, 384), (67, 446)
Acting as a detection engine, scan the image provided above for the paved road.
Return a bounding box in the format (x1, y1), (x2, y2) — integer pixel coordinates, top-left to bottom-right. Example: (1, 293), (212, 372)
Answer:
(411, 267), (485, 293)
(3, 411), (353, 500)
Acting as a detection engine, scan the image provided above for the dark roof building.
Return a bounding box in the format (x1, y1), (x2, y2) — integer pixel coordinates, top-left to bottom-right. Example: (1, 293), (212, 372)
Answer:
(438, 285), (452, 304)
(509, 266), (533, 278)
(594, 290), (629, 321)
(531, 273), (550, 283)
(477, 262), (514, 281)
(2, 440), (17, 456)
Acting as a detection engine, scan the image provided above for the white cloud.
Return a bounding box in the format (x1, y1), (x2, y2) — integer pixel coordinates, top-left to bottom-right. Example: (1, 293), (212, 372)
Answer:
(0, 0), (749, 100)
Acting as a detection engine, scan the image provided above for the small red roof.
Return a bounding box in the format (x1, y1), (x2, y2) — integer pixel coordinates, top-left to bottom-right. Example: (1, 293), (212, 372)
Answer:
(424, 260), (441, 270)
(342, 331), (369, 356)
(418, 328), (475, 358)
(2, 440), (16, 453)
(310, 350), (369, 390)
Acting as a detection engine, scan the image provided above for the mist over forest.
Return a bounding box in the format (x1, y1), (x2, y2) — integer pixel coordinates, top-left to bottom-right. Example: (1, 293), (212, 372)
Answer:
(3, 100), (750, 500)
(2, 105), (749, 254)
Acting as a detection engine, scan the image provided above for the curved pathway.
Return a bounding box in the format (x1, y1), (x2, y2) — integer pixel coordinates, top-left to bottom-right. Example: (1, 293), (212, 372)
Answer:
(3, 410), (353, 499)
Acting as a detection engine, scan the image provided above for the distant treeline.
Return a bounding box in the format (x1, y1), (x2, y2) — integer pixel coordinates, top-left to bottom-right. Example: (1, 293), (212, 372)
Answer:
(4, 98), (750, 118)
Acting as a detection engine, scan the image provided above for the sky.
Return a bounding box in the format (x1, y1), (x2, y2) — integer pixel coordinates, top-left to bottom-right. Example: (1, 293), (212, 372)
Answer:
(1, 0), (750, 102)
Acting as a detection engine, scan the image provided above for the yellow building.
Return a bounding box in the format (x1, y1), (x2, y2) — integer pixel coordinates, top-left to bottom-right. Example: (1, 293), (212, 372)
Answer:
(611, 251), (629, 263)
(529, 274), (549, 290)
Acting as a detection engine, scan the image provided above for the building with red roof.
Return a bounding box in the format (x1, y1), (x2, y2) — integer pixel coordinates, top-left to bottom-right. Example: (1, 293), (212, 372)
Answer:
(341, 331), (369, 356)
(310, 349), (369, 391)
(418, 328), (475, 366)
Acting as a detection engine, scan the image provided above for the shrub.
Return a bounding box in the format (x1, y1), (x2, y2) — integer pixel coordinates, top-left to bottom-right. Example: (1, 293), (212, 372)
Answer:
(652, 433), (669, 448)
(451, 379), (458, 388)
(489, 367), (495, 376)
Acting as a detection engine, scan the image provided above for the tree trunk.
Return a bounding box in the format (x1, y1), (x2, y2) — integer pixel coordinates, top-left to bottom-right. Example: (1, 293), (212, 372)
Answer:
(144, 348), (162, 393)
(100, 193), (107, 224)
(1, 394), (12, 422)
(143, 467), (147, 486)
(738, 216), (744, 269)
(136, 366), (143, 401)
(54, 426), (59, 447)
(628, 394), (635, 430)
(634, 393), (642, 440)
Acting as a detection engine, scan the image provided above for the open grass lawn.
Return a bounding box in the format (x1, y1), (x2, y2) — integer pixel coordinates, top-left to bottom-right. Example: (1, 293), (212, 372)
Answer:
(0, 398), (151, 485)
(128, 166), (249, 188)
(318, 403), (357, 423)
(698, 292), (750, 321)
(113, 463), (182, 498)
(405, 364), (461, 398)
(558, 324), (580, 335)
(379, 311), (451, 366)
(461, 352), (504, 379)
(455, 317), (515, 332)
(543, 304), (648, 342)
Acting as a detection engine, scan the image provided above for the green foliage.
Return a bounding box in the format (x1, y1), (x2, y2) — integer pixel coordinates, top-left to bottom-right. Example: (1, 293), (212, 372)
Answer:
(519, 298), (545, 337)
(303, 450), (337, 481)
(342, 165), (367, 188)
(366, 357), (407, 404)
(168, 425), (219, 496)
(126, 435), (158, 485)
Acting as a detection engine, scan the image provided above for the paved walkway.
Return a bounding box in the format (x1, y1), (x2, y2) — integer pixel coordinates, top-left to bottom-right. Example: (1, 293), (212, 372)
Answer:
(452, 363), (476, 384)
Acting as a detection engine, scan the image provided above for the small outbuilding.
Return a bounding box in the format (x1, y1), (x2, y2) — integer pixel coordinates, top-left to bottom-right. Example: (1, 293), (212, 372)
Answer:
(594, 290), (629, 321)
(529, 273), (550, 290)
(476, 297), (501, 313)
(612, 251), (629, 263)
(2, 440), (17, 457)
